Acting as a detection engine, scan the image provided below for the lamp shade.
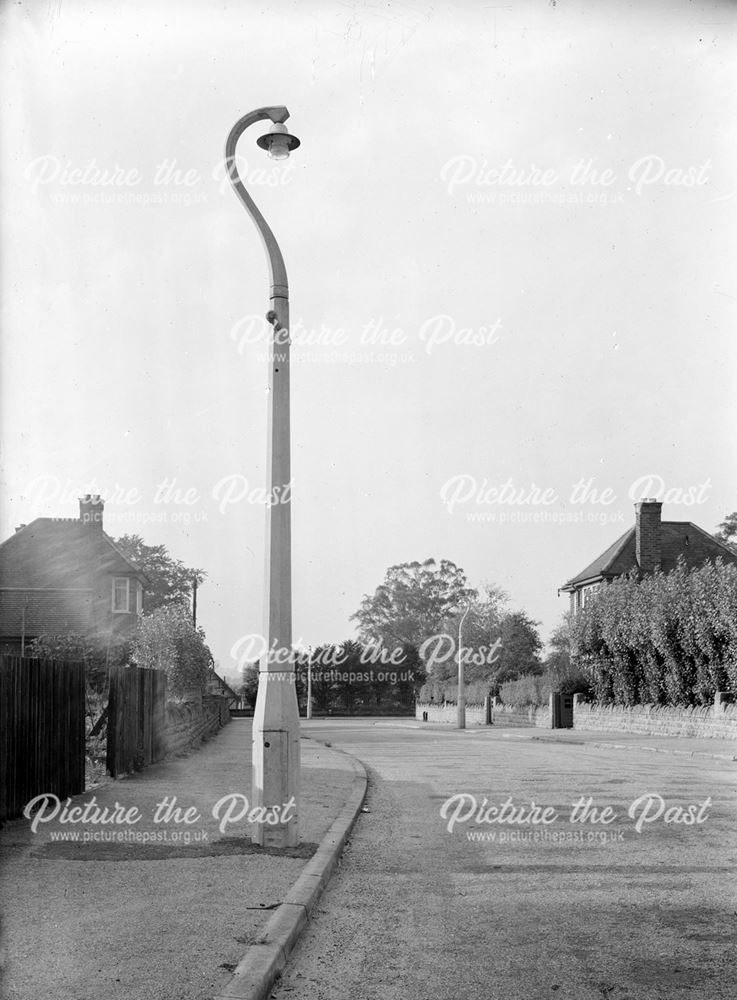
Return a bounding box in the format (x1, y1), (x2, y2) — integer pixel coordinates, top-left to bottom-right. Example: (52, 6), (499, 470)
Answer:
(256, 122), (301, 160)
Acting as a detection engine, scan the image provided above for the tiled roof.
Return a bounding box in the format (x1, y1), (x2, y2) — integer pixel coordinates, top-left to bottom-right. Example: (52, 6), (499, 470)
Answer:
(561, 521), (737, 590)
(0, 588), (93, 638)
(0, 518), (146, 589)
(561, 527), (635, 589)
(207, 671), (239, 699)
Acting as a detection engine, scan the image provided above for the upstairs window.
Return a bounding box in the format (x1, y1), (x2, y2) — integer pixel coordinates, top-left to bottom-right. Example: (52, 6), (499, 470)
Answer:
(112, 577), (136, 613)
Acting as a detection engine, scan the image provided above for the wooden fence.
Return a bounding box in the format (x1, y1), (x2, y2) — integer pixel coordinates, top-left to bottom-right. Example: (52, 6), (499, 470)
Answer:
(106, 665), (167, 778)
(0, 655), (85, 822)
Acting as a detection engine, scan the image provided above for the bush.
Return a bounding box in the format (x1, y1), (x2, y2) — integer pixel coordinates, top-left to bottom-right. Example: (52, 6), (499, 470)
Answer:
(418, 678), (493, 704)
(570, 559), (737, 706)
(132, 605), (212, 698)
(499, 674), (552, 706)
(28, 632), (130, 694)
(496, 668), (592, 707)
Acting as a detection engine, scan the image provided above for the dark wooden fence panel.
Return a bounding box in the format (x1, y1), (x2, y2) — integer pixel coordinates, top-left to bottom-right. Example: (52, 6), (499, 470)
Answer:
(106, 666), (166, 778)
(0, 655), (85, 822)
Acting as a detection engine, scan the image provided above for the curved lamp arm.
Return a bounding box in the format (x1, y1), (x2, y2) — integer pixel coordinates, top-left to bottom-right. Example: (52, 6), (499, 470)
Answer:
(458, 600), (472, 641)
(225, 106), (291, 300)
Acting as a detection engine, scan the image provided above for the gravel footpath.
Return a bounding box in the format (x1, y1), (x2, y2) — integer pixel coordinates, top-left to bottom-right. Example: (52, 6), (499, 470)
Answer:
(0, 719), (357, 1000)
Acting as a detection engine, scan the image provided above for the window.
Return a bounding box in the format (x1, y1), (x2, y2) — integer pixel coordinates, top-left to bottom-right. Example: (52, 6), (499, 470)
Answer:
(112, 577), (144, 613)
(581, 584), (601, 608)
(112, 577), (132, 613)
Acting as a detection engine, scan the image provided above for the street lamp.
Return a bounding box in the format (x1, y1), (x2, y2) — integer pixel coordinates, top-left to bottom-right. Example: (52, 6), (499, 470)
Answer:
(457, 601), (472, 729)
(306, 651), (313, 720)
(225, 106), (301, 848)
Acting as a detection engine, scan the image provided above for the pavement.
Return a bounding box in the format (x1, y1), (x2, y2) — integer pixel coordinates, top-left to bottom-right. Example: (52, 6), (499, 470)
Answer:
(384, 719), (737, 760)
(0, 718), (366, 1000)
(527, 728), (737, 761)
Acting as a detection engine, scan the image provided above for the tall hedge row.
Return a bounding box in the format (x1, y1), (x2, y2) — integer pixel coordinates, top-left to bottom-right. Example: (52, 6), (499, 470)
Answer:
(569, 559), (737, 706)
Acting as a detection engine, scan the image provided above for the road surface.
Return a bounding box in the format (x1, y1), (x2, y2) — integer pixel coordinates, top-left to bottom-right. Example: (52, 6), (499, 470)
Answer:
(274, 720), (736, 1000)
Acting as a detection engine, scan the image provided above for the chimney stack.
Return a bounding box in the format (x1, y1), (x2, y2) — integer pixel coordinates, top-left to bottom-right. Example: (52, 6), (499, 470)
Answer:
(635, 499), (662, 574)
(79, 494), (104, 530)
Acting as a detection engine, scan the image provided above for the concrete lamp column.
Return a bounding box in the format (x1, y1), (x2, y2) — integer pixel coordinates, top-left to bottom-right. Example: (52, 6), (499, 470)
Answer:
(457, 602), (472, 729)
(225, 106), (301, 848)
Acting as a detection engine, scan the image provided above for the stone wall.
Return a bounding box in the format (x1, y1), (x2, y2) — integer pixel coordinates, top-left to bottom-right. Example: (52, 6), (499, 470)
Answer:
(416, 702), (548, 728)
(416, 703), (488, 726)
(415, 699), (737, 739)
(165, 694), (231, 756)
(492, 704), (549, 728)
(572, 701), (737, 740)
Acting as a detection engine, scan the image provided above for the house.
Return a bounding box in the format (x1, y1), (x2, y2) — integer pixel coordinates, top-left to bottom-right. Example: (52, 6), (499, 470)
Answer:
(560, 498), (737, 612)
(0, 495), (147, 655)
(206, 669), (241, 708)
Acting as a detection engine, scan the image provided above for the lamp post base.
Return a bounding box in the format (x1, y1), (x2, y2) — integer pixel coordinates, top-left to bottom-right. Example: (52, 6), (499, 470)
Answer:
(251, 677), (300, 847)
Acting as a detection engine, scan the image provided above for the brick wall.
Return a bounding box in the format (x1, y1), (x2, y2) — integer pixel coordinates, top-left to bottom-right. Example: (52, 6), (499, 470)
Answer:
(165, 694), (231, 756)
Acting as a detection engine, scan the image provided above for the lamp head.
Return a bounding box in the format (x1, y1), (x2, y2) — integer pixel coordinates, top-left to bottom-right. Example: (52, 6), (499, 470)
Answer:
(256, 121), (301, 160)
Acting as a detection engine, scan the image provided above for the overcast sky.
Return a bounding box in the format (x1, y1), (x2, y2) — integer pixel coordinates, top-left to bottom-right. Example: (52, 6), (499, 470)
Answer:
(2, 0), (736, 680)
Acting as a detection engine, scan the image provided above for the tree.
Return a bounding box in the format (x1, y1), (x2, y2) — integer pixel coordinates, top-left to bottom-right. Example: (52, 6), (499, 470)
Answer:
(113, 535), (206, 612)
(292, 640), (426, 716)
(493, 611), (543, 685)
(715, 513), (737, 553)
(299, 646), (339, 715)
(429, 584), (508, 686)
(333, 640), (363, 714)
(542, 613), (592, 697)
(395, 643), (426, 706)
(544, 616), (571, 679)
(132, 605), (213, 698)
(239, 662), (260, 708)
(351, 558), (477, 652)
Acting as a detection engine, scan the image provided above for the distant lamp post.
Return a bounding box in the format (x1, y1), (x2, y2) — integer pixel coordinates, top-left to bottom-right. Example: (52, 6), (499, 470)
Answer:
(306, 654), (313, 720)
(457, 602), (472, 729)
(225, 106), (301, 848)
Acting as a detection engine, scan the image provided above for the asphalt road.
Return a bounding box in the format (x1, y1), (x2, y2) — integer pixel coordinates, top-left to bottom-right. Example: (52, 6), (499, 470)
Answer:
(274, 720), (736, 1000)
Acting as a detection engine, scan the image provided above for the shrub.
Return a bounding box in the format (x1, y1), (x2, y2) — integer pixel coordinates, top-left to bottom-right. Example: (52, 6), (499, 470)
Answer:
(132, 605), (212, 698)
(499, 673), (552, 706)
(418, 678), (493, 704)
(570, 559), (737, 706)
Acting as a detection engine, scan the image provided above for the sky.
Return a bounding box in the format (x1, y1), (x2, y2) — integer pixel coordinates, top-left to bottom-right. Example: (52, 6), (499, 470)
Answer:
(1, 0), (736, 683)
